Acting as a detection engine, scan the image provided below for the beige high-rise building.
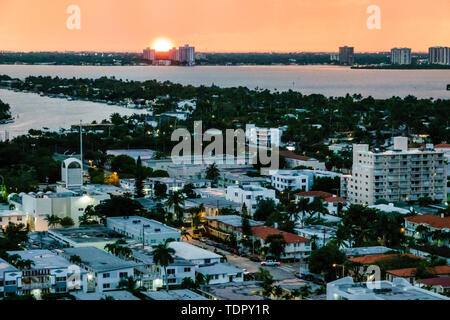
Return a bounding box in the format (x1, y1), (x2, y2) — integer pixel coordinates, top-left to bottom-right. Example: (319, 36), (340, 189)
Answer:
(346, 137), (447, 205)
(391, 48), (411, 65)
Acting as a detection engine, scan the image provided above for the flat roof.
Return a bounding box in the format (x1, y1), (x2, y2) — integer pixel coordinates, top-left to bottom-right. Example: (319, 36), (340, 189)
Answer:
(197, 263), (243, 276)
(186, 198), (241, 209)
(106, 149), (155, 160)
(202, 281), (264, 300)
(7, 250), (72, 269)
(0, 210), (27, 217)
(0, 258), (19, 278)
(168, 242), (222, 261)
(128, 244), (194, 267)
(72, 290), (140, 301)
(343, 246), (396, 257)
(204, 215), (264, 228)
(329, 277), (449, 300)
(107, 216), (180, 235)
(369, 204), (411, 214)
(48, 225), (125, 244)
(61, 247), (139, 272)
(142, 289), (208, 300)
(194, 188), (227, 198)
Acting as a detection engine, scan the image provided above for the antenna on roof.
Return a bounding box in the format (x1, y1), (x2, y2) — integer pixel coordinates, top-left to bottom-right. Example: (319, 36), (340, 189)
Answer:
(80, 120), (84, 186)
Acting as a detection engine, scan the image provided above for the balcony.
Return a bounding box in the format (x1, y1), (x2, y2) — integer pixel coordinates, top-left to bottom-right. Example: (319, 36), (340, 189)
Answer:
(21, 282), (52, 290)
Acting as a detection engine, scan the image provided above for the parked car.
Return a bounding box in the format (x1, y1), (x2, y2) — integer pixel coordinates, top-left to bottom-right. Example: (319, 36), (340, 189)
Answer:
(249, 255), (261, 262)
(261, 260), (281, 266)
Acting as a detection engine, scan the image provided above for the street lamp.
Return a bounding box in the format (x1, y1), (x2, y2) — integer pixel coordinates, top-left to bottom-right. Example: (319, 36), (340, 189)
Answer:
(333, 263), (345, 279)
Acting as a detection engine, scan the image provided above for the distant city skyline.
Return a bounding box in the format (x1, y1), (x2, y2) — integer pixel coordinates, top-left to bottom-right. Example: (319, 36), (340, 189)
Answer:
(0, 0), (449, 52)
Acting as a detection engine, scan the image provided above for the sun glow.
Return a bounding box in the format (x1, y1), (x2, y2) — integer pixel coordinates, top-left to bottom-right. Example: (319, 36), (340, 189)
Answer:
(152, 38), (173, 52)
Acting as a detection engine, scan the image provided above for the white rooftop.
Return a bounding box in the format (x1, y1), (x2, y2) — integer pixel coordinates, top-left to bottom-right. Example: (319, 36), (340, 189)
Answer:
(0, 210), (27, 217)
(327, 277), (450, 300)
(142, 289), (208, 300)
(0, 258), (19, 279)
(369, 204), (411, 214)
(7, 250), (72, 270)
(197, 263), (243, 276)
(168, 242), (222, 261)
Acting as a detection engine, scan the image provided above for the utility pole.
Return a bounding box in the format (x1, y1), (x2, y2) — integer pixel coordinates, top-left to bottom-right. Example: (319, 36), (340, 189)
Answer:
(80, 120), (84, 185)
(142, 224), (145, 249)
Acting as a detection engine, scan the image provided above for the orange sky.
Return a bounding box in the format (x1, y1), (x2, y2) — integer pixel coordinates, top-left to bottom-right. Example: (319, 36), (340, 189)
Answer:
(0, 0), (448, 52)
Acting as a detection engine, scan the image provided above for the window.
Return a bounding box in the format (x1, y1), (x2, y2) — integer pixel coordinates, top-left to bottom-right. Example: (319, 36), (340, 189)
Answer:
(119, 272), (128, 278)
(103, 283), (110, 289)
(56, 277), (66, 282)
(167, 269), (175, 275)
(168, 278), (176, 284)
(102, 273), (110, 278)
(184, 268), (191, 273)
(204, 259), (211, 264)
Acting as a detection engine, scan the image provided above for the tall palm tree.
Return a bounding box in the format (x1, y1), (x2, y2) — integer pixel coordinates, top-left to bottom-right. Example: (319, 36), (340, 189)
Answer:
(153, 239), (176, 291)
(119, 276), (137, 292)
(181, 229), (191, 241)
(45, 214), (61, 229)
(296, 198), (309, 228)
(166, 191), (186, 223)
(309, 235), (319, 250)
(206, 163), (220, 186)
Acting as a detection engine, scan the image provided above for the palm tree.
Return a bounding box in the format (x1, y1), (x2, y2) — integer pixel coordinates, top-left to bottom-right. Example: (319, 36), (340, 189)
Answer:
(309, 235), (319, 250)
(45, 214), (61, 229)
(181, 229), (191, 241)
(69, 255), (82, 264)
(166, 191), (186, 223)
(119, 276), (137, 292)
(298, 285), (312, 299)
(152, 239), (176, 291)
(205, 163), (220, 186)
(296, 198), (309, 228)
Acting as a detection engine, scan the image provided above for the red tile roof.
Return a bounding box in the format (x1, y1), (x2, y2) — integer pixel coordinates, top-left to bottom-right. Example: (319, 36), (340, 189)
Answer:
(434, 144), (450, 149)
(405, 214), (450, 230)
(324, 196), (349, 203)
(349, 253), (423, 265)
(279, 150), (312, 161)
(250, 225), (310, 243)
(296, 191), (335, 198)
(387, 265), (450, 278)
(420, 277), (450, 288)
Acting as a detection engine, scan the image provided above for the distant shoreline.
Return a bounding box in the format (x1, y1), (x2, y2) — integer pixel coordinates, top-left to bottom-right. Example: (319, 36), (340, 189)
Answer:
(352, 65), (450, 70)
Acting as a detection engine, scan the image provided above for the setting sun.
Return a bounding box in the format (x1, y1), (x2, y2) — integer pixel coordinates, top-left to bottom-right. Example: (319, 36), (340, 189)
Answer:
(152, 38), (173, 52)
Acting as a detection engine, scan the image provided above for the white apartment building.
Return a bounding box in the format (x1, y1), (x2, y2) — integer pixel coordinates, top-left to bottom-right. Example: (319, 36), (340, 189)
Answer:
(8, 188), (109, 231)
(346, 137), (447, 205)
(0, 258), (21, 297)
(391, 48), (412, 65)
(279, 151), (326, 170)
(148, 177), (185, 196)
(128, 244), (195, 291)
(107, 216), (181, 245)
(6, 249), (87, 297)
(404, 214), (450, 247)
(270, 170), (309, 192)
(295, 191), (350, 215)
(246, 124), (283, 149)
(167, 242), (244, 284)
(0, 210), (28, 231)
(226, 185), (279, 216)
(327, 276), (449, 300)
(59, 247), (138, 293)
(429, 46), (450, 65)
